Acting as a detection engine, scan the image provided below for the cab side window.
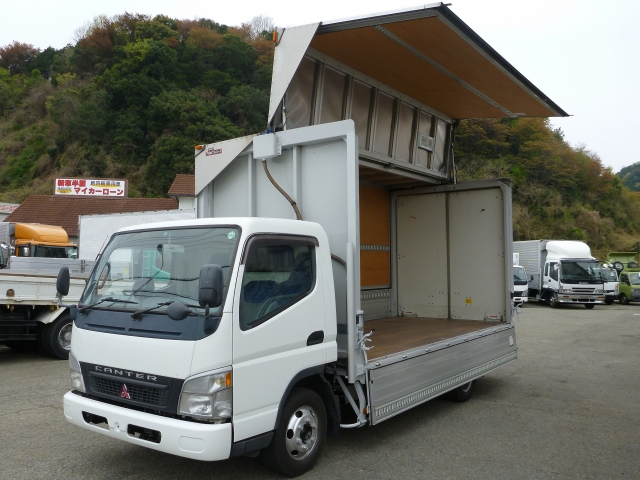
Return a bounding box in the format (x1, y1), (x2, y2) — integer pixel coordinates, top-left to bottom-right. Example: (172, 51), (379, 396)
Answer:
(621, 274), (629, 285)
(550, 262), (558, 281)
(240, 236), (317, 330)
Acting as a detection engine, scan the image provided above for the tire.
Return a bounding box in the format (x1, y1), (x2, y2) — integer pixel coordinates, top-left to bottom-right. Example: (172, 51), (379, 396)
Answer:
(549, 295), (559, 308)
(619, 293), (629, 305)
(584, 304), (595, 309)
(446, 380), (476, 403)
(42, 314), (72, 359)
(604, 298), (614, 305)
(260, 387), (327, 477)
(613, 262), (624, 272)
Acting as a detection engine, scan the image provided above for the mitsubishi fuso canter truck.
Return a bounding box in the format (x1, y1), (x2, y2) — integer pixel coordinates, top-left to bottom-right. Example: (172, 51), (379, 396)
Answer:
(59, 5), (568, 476)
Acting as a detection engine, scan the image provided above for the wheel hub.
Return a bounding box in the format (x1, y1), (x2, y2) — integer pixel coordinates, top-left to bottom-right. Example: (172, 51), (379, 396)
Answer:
(285, 406), (318, 460)
(58, 323), (72, 351)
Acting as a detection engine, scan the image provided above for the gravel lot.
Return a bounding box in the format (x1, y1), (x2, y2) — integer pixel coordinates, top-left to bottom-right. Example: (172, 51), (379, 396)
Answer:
(1, 302), (639, 479)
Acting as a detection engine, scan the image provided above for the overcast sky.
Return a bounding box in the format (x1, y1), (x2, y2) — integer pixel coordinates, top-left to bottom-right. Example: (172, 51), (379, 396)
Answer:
(1, 0), (638, 172)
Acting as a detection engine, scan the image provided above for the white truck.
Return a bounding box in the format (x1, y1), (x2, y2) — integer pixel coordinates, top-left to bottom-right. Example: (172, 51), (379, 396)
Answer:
(59, 5), (567, 476)
(513, 240), (605, 308)
(512, 253), (528, 304)
(0, 222), (92, 358)
(0, 212), (195, 359)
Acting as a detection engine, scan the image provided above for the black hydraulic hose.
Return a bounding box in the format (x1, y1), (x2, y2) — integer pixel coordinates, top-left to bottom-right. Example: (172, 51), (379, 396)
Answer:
(261, 159), (347, 268)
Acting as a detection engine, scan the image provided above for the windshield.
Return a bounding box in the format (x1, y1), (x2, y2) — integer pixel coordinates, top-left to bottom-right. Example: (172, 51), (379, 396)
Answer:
(513, 266), (527, 285)
(31, 245), (78, 259)
(630, 272), (640, 286)
(559, 261), (605, 283)
(80, 226), (239, 314)
(596, 267), (618, 283)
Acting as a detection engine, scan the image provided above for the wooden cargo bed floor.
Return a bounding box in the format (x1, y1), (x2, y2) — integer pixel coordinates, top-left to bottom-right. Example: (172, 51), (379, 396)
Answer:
(365, 316), (502, 360)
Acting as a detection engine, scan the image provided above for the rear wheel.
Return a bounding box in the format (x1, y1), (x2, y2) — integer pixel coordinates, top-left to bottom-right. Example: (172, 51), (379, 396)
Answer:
(446, 380), (476, 403)
(620, 293), (629, 305)
(584, 304), (595, 309)
(42, 314), (72, 359)
(261, 388), (327, 477)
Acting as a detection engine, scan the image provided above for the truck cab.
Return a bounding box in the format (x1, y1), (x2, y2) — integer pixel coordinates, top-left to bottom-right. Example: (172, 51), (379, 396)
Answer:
(607, 252), (640, 304)
(542, 256), (604, 308)
(8, 223), (78, 260)
(512, 252), (528, 304)
(513, 265), (528, 304)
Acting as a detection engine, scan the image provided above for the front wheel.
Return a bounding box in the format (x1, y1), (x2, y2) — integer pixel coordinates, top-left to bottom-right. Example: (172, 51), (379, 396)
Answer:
(619, 293), (629, 305)
(42, 314), (72, 359)
(549, 295), (559, 308)
(584, 304), (595, 309)
(446, 380), (476, 403)
(261, 388), (327, 477)
(604, 298), (614, 305)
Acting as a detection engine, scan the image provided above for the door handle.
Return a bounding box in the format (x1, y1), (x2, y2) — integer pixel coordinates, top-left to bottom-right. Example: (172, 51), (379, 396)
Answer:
(307, 330), (324, 346)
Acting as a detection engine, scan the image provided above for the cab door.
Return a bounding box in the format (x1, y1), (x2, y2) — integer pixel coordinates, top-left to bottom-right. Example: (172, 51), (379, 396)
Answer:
(231, 234), (327, 442)
(543, 262), (559, 294)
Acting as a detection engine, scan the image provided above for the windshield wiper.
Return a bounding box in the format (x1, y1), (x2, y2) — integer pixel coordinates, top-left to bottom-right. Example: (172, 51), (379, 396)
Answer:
(131, 300), (205, 319)
(131, 301), (174, 319)
(79, 297), (137, 314)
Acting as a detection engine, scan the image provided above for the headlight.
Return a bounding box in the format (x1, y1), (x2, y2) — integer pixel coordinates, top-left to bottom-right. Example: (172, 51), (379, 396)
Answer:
(69, 353), (86, 393)
(179, 370), (232, 420)
(559, 288), (572, 294)
(523, 289), (529, 297)
(594, 288), (603, 294)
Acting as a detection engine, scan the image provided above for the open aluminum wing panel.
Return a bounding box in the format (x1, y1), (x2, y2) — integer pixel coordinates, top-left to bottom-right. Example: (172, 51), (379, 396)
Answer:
(269, 3), (567, 124)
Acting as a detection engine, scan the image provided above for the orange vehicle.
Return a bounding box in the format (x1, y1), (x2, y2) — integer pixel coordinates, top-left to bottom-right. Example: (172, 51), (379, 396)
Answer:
(11, 223), (78, 259)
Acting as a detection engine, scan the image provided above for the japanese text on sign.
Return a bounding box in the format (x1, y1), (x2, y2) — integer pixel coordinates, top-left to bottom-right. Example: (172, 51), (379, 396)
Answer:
(54, 178), (128, 198)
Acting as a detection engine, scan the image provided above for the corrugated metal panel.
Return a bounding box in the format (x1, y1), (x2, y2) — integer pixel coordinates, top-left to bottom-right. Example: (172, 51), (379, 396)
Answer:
(513, 241), (541, 290)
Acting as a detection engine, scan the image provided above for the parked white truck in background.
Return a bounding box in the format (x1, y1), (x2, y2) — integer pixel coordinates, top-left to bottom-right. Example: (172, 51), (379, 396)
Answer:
(0, 223), (92, 358)
(59, 5), (568, 476)
(513, 240), (605, 308)
(512, 253), (528, 304)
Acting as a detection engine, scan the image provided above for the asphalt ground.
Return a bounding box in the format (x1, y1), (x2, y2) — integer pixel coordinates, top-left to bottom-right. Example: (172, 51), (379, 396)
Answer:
(1, 302), (639, 479)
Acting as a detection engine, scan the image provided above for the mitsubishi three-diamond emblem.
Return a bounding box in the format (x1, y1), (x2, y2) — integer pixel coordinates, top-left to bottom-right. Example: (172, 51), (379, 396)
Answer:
(120, 384), (131, 399)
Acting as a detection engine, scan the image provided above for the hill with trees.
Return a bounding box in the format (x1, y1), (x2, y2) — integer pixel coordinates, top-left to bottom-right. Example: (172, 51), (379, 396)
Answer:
(1, 13), (639, 258)
(0, 13), (274, 199)
(618, 162), (640, 192)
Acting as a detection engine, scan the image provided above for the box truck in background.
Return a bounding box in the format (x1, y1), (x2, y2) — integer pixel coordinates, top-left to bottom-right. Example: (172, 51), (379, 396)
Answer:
(513, 240), (604, 308)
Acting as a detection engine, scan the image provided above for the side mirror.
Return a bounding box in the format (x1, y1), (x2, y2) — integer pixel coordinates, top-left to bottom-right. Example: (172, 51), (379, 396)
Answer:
(57, 267), (70, 297)
(199, 264), (224, 310)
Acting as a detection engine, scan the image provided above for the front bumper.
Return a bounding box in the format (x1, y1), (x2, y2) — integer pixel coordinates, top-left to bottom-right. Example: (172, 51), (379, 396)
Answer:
(513, 296), (528, 303)
(63, 391), (232, 461)
(556, 294), (604, 304)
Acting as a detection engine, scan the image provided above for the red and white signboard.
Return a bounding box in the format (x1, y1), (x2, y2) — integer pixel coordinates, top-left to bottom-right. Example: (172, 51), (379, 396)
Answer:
(55, 178), (128, 198)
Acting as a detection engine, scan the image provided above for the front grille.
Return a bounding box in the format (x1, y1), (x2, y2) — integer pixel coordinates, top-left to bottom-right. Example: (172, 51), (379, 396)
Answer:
(572, 288), (595, 294)
(89, 375), (169, 406)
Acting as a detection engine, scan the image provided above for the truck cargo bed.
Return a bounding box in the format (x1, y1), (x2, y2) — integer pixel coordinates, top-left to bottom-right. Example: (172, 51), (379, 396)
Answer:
(366, 316), (502, 360)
